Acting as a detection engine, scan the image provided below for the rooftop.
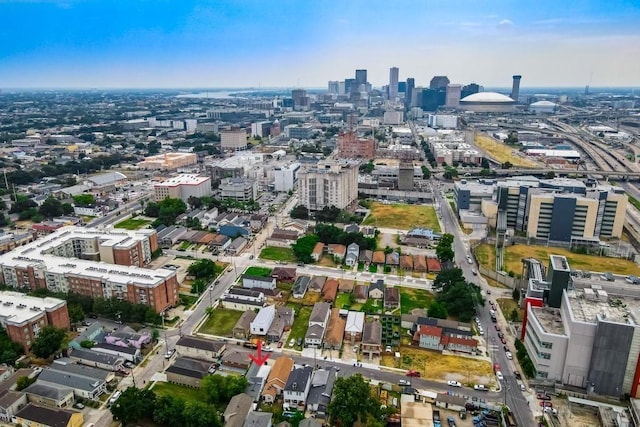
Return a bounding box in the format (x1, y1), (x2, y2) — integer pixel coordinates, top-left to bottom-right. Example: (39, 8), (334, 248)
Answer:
(154, 174), (210, 187)
(567, 289), (640, 325)
(0, 291), (66, 325)
(531, 307), (566, 335)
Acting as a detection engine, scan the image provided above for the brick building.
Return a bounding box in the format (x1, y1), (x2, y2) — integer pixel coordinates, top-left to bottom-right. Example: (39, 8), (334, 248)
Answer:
(0, 291), (70, 351)
(337, 131), (376, 159)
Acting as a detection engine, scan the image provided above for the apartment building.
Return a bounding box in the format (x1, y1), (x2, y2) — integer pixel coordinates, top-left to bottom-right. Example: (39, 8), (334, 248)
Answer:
(138, 152), (198, 170)
(337, 131), (375, 159)
(153, 174), (212, 202)
(0, 291), (69, 351)
(0, 227), (177, 312)
(219, 178), (257, 202)
(297, 161), (359, 211)
(273, 163), (301, 192)
(221, 129), (248, 151)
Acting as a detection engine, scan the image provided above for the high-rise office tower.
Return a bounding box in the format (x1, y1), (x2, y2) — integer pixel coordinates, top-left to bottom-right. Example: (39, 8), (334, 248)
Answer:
(389, 67), (399, 100)
(461, 83), (481, 98)
(328, 81), (339, 94)
(355, 69), (367, 85)
(511, 75), (522, 101)
(430, 75), (450, 90)
(445, 84), (462, 108)
(406, 78), (415, 106)
(291, 89), (307, 107)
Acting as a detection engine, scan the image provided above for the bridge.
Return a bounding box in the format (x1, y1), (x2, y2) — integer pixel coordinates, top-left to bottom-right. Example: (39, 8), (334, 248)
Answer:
(436, 168), (640, 179)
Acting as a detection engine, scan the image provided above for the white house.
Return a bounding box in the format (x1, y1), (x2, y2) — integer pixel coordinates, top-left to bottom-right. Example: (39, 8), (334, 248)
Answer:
(250, 305), (276, 336)
(283, 366), (313, 411)
(304, 302), (331, 347)
(201, 207), (219, 228)
(345, 243), (360, 266)
(344, 311), (365, 342)
(242, 275), (276, 290)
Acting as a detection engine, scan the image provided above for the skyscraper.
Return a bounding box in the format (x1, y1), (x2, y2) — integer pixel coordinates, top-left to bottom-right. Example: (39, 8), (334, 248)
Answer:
(511, 75), (522, 101)
(406, 78), (415, 106)
(430, 75), (450, 90)
(355, 69), (367, 85)
(445, 84), (461, 108)
(327, 81), (339, 94)
(461, 83), (481, 98)
(388, 67), (399, 100)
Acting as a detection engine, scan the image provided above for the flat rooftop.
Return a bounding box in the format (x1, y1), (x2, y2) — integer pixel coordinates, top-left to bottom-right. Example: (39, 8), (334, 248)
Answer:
(155, 174), (210, 187)
(567, 289), (640, 325)
(532, 307), (565, 335)
(0, 291), (66, 325)
(23, 226), (155, 253)
(550, 255), (570, 272)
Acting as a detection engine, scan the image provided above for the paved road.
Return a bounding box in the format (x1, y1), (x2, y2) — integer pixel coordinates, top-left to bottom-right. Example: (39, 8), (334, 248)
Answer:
(87, 195), (151, 228)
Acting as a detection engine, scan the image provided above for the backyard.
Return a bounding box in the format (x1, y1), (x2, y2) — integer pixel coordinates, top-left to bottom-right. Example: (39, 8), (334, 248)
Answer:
(259, 246), (296, 262)
(286, 305), (311, 349)
(474, 134), (540, 168)
(400, 288), (434, 315)
(475, 243), (640, 276)
(152, 381), (206, 403)
(334, 292), (363, 311)
(114, 218), (151, 230)
(244, 266), (273, 277)
(363, 202), (441, 232)
(198, 308), (244, 337)
(381, 346), (494, 386)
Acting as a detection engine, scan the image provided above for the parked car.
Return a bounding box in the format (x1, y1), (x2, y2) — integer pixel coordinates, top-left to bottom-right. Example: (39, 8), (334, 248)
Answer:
(505, 351), (513, 360)
(447, 415), (457, 427)
(474, 384), (488, 391)
(500, 337), (507, 344)
(447, 380), (461, 387)
(496, 371), (504, 381)
(277, 341), (283, 348)
(398, 379), (411, 386)
(164, 349), (175, 359)
(514, 371), (522, 380)
(520, 383), (526, 391)
(539, 401), (553, 408)
(385, 345), (393, 353)
(296, 338), (302, 346)
(537, 393), (552, 401)
(108, 391), (121, 406)
(406, 370), (421, 377)
(497, 332), (505, 339)
(74, 402), (85, 409)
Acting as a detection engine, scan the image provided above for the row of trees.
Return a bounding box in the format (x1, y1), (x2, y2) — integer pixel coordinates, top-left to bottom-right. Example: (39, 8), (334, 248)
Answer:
(187, 259), (223, 294)
(7, 192), (96, 223)
(144, 197), (187, 227)
(290, 205), (359, 223)
(0, 327), (23, 364)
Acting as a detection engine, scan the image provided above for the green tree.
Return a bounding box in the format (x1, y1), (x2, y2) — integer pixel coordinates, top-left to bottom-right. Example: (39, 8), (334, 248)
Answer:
(187, 196), (203, 209)
(359, 160), (375, 174)
(290, 205), (309, 220)
(110, 387), (156, 426)
(510, 308), (519, 322)
(435, 233), (454, 263)
(433, 268), (465, 292)
(9, 194), (37, 214)
(73, 194), (96, 207)
(328, 374), (381, 427)
(187, 259), (219, 280)
(61, 203), (75, 215)
(31, 326), (66, 358)
(436, 282), (479, 322)
(191, 278), (206, 295)
(0, 328), (23, 365)
(153, 395), (184, 426)
(201, 374), (248, 405)
(38, 197), (64, 218)
(421, 165), (431, 179)
(291, 234), (320, 264)
(428, 301), (448, 319)
(80, 340), (94, 348)
(443, 166), (459, 180)
(182, 400), (221, 427)
(481, 158), (490, 168)
(68, 303), (85, 323)
(501, 161), (513, 169)
(512, 287), (521, 301)
(144, 202), (160, 217)
(15, 375), (36, 391)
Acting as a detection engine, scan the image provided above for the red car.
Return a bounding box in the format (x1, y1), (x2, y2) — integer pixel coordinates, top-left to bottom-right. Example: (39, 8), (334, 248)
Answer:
(537, 393), (551, 401)
(539, 401), (553, 408)
(277, 341), (283, 348)
(500, 337), (507, 344)
(406, 370), (421, 377)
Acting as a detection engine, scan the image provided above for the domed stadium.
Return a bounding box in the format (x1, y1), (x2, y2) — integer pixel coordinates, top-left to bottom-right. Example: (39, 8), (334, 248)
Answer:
(459, 92), (516, 113)
(529, 100), (557, 114)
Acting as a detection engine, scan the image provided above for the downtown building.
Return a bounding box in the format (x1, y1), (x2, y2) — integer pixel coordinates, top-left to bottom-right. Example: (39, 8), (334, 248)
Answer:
(337, 131), (376, 159)
(153, 174), (212, 202)
(297, 161), (359, 211)
(0, 227), (178, 313)
(138, 152), (198, 171)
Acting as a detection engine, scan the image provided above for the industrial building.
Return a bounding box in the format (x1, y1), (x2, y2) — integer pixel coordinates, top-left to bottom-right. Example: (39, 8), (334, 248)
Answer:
(273, 163), (300, 193)
(297, 161), (359, 211)
(153, 174), (212, 202)
(138, 152), (198, 171)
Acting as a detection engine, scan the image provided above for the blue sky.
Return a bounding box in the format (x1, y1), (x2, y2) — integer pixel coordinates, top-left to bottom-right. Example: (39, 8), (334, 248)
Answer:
(0, 0), (638, 88)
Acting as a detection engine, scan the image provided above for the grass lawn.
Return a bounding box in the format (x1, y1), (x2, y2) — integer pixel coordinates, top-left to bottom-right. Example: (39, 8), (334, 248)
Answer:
(334, 293), (351, 309)
(114, 218), (151, 230)
(199, 308), (244, 336)
(369, 264), (378, 273)
(362, 298), (383, 314)
(381, 346), (495, 387)
(317, 255), (338, 267)
(497, 298), (524, 322)
(245, 266), (273, 277)
(475, 243), (640, 276)
(400, 288), (434, 314)
(259, 246), (296, 262)
(475, 134), (540, 168)
(152, 382), (206, 403)
(362, 202), (441, 232)
(178, 293), (198, 308)
(289, 291), (321, 306)
(179, 241), (191, 250)
(287, 306), (311, 349)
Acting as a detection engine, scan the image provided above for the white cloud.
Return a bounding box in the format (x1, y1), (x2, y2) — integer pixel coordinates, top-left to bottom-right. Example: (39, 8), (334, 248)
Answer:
(497, 19), (514, 30)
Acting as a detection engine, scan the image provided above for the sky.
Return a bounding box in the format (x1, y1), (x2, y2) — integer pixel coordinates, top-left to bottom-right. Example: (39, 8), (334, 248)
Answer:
(0, 0), (639, 89)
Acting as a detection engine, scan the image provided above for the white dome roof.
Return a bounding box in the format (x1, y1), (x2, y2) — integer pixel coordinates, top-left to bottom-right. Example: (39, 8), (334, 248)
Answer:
(460, 92), (515, 103)
(530, 101), (557, 106)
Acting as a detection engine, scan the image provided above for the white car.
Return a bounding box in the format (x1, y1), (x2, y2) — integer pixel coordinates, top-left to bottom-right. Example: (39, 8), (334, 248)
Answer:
(447, 380), (462, 387)
(505, 351), (513, 360)
(519, 383), (526, 391)
(496, 371), (504, 381)
(474, 384), (488, 391)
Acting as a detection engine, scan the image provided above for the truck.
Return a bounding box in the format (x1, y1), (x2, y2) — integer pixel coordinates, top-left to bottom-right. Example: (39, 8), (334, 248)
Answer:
(432, 409), (441, 427)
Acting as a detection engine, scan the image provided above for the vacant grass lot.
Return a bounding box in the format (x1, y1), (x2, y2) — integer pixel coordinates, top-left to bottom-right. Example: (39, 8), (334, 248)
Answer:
(381, 346), (494, 386)
(287, 306), (311, 349)
(259, 246), (296, 262)
(475, 134), (540, 168)
(152, 382), (206, 403)
(114, 218), (151, 230)
(317, 255), (338, 267)
(199, 308), (244, 337)
(245, 266), (273, 277)
(363, 203), (441, 232)
(497, 298), (524, 322)
(400, 288), (434, 315)
(475, 243), (640, 276)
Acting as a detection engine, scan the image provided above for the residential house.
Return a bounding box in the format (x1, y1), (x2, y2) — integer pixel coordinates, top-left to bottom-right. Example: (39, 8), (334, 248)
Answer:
(13, 403), (83, 427)
(307, 368), (337, 417)
(221, 350), (252, 372)
(92, 343), (140, 363)
(222, 287), (265, 311)
(385, 252), (400, 266)
(36, 368), (106, 400)
(266, 229), (299, 248)
(233, 310), (257, 340)
(23, 383), (74, 408)
(292, 275), (311, 299)
(344, 223), (360, 233)
(105, 330), (150, 349)
(442, 335), (478, 354)
(353, 284), (368, 304)
(305, 302), (331, 347)
(157, 226), (188, 248)
(0, 390), (27, 423)
(400, 255), (414, 270)
(250, 214), (268, 231)
(201, 207), (220, 228)
(244, 411), (273, 427)
(0, 369), (34, 395)
(344, 311), (365, 342)
(368, 280), (384, 299)
(304, 324), (324, 348)
(250, 305), (276, 336)
(413, 255), (428, 272)
(299, 420), (322, 427)
(282, 219), (309, 235)
(361, 320), (382, 359)
(228, 237), (248, 255)
(68, 348), (124, 371)
(308, 276), (326, 293)
(337, 278), (354, 293)
(345, 243), (360, 266)
(244, 363), (271, 402)
(413, 325), (444, 351)
(243, 275), (276, 290)
(175, 336), (226, 362)
(323, 309), (346, 350)
(311, 242), (324, 262)
(384, 287), (400, 310)
(359, 250), (373, 265)
(271, 267), (297, 283)
(412, 318), (477, 354)
(49, 362), (114, 384)
(426, 257), (442, 273)
(70, 323), (105, 350)
(372, 251), (386, 265)
(283, 366), (313, 411)
(261, 356), (294, 404)
(321, 279), (339, 303)
(166, 357), (213, 388)
(276, 306), (295, 331)
(223, 393), (254, 427)
(327, 244), (346, 262)
(209, 233), (232, 253)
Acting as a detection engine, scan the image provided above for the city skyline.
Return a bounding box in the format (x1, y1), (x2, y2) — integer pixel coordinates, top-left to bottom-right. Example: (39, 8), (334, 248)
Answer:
(0, 0), (638, 88)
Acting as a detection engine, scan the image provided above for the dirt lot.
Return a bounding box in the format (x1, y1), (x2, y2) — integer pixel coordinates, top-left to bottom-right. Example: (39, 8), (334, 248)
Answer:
(475, 134), (540, 168)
